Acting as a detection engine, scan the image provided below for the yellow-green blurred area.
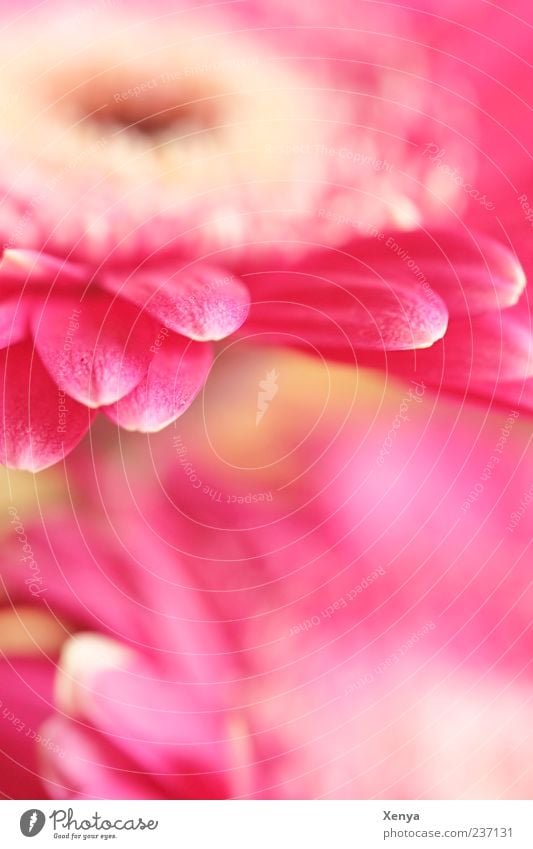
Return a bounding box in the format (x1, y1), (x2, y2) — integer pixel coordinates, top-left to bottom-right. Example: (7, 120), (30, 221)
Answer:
(2, 344), (531, 534)
(0, 346), (358, 528)
(0, 349), (383, 656)
(0, 346), (359, 651)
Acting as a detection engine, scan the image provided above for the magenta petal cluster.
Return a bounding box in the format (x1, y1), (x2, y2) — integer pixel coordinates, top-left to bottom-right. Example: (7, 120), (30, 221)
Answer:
(0, 225), (527, 470)
(0, 251), (247, 470)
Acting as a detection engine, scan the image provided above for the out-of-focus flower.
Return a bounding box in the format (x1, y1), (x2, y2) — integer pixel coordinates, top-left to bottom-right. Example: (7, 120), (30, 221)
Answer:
(0, 512), (255, 799)
(1, 3), (529, 471)
(1, 363), (531, 798)
(40, 634), (248, 800)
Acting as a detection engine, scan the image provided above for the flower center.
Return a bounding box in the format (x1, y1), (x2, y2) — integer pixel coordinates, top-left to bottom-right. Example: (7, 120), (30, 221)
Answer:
(50, 62), (220, 141)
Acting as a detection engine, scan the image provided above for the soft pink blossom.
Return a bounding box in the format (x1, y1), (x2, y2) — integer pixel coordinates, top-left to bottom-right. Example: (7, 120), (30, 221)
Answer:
(1, 3), (529, 470)
(1, 391), (531, 798)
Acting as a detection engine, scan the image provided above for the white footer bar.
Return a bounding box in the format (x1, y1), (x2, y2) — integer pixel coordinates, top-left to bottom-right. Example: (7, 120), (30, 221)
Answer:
(2, 800), (533, 848)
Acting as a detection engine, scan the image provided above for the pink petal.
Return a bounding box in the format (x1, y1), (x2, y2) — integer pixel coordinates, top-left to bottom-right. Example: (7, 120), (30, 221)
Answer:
(102, 264), (250, 342)
(31, 289), (159, 408)
(103, 333), (212, 432)
(0, 341), (94, 471)
(360, 308), (533, 395)
(244, 267), (449, 356)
